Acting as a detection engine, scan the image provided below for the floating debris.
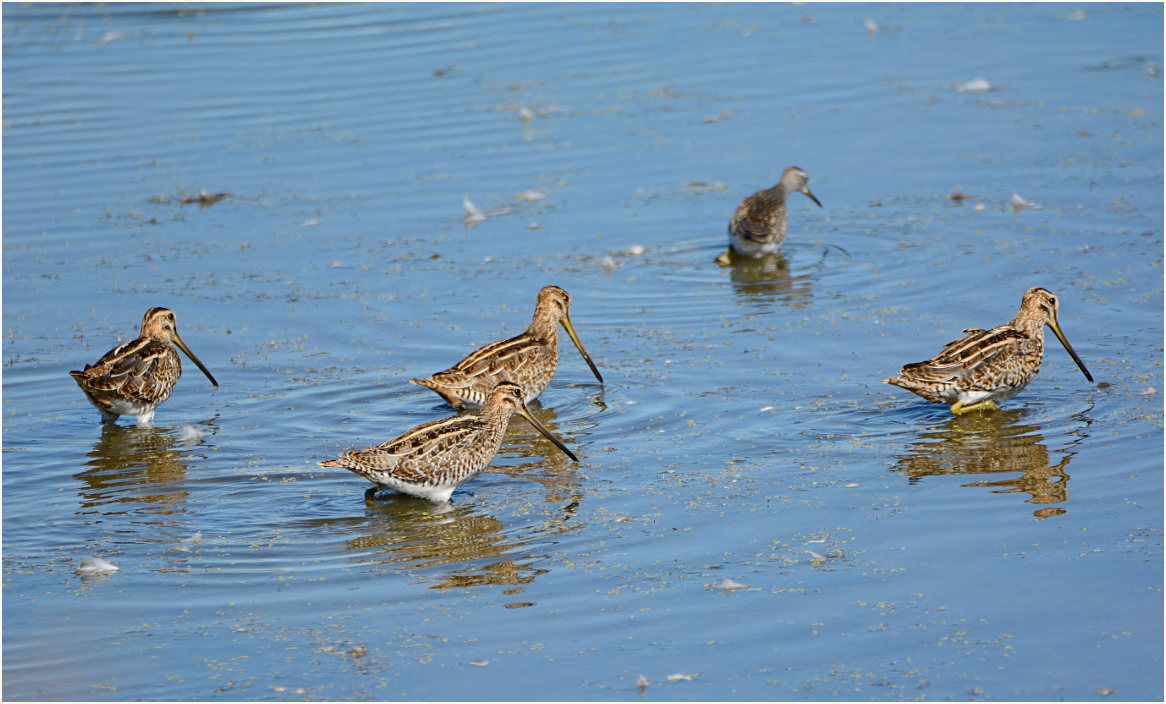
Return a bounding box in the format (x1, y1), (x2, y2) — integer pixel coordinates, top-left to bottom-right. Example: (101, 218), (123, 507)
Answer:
(463, 196), (487, 224)
(636, 674), (650, 697)
(169, 532), (200, 553)
(301, 218), (321, 227)
(270, 686), (306, 695)
(711, 578), (748, 591)
(666, 673), (696, 682)
(624, 244), (645, 256)
(526, 222), (542, 231)
(469, 659), (490, 667)
(955, 77), (992, 93)
(844, 482), (860, 488)
(686, 180), (726, 194)
(1066, 9), (1087, 21)
(864, 18), (881, 34)
(760, 405), (776, 412)
(75, 557), (119, 575)
(1011, 192), (1041, 212)
(178, 424), (204, 444)
(516, 189), (546, 202)
(179, 189), (230, 207)
(462, 195), (512, 227)
(1097, 686), (1116, 697)
(518, 106), (536, 123)
(949, 190), (974, 203)
(809, 549), (842, 564)
(319, 643), (366, 658)
(98, 30), (127, 43)
(703, 108), (735, 124)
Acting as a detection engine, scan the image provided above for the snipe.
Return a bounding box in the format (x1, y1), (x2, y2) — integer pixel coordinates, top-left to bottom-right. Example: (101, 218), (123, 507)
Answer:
(319, 381), (577, 502)
(411, 285), (603, 408)
(884, 287), (1093, 414)
(70, 307), (218, 426)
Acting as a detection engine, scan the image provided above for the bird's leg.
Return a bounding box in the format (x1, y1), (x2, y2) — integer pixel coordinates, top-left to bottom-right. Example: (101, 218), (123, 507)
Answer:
(950, 400), (1000, 415)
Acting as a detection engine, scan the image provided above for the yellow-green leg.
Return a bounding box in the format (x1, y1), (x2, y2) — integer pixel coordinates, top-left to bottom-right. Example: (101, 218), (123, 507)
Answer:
(950, 400), (1000, 415)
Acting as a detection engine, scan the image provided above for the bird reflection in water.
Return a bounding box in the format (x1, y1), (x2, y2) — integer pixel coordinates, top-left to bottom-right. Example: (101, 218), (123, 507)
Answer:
(344, 494), (580, 591)
(74, 422), (213, 516)
(718, 250), (816, 310)
(495, 401), (581, 470)
(891, 409), (1079, 518)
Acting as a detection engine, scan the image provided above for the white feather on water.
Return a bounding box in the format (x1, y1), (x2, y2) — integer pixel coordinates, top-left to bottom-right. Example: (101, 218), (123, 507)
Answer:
(178, 424), (204, 444)
(955, 77), (992, 92)
(711, 578), (747, 591)
(462, 196), (512, 226)
(75, 557), (119, 575)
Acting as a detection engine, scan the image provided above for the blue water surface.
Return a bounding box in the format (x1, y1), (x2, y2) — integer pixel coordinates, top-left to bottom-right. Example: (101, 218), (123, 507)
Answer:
(3, 3), (1162, 701)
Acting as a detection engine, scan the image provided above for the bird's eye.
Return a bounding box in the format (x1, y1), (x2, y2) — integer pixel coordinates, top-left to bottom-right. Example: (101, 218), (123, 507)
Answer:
(1047, 296), (1056, 307)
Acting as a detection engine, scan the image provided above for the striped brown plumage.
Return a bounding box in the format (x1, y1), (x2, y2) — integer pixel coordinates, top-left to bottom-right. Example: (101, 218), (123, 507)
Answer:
(319, 381), (577, 502)
(884, 287), (1093, 414)
(410, 286), (603, 408)
(70, 307), (218, 426)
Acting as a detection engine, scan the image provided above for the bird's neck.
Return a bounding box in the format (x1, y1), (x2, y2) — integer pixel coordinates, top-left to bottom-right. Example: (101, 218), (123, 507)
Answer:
(527, 312), (560, 343)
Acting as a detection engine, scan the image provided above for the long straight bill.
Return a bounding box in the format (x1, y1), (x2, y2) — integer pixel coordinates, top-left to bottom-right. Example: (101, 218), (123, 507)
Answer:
(516, 406), (578, 462)
(560, 314), (603, 384)
(172, 333), (219, 387)
(1049, 322), (1093, 383)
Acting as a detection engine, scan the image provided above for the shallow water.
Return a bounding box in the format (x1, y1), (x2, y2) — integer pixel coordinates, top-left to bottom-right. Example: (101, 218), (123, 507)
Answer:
(3, 3), (1162, 701)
